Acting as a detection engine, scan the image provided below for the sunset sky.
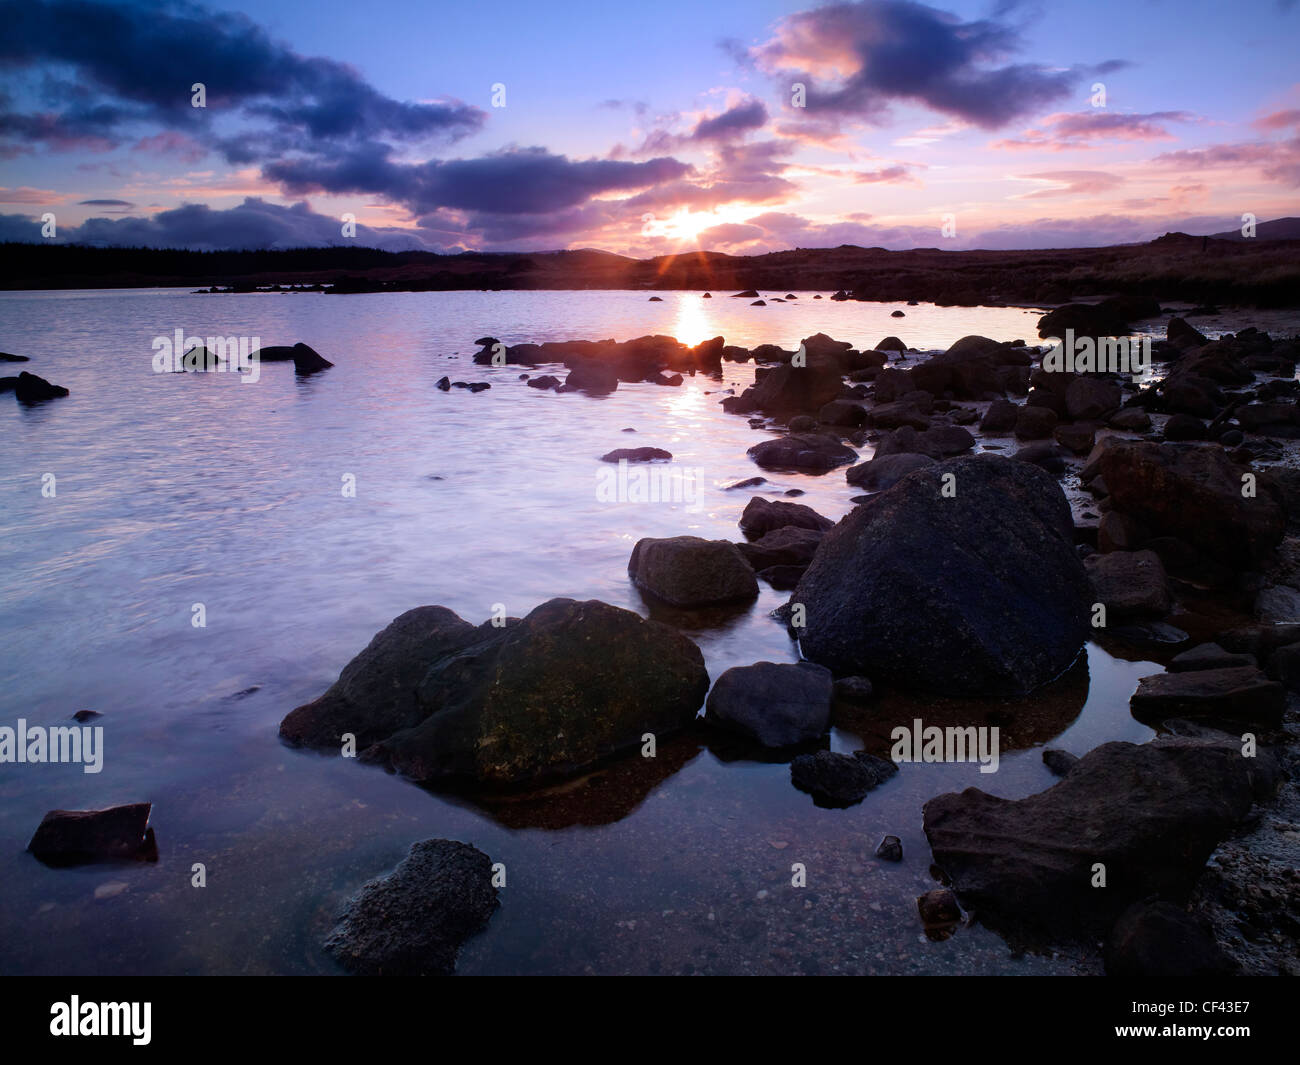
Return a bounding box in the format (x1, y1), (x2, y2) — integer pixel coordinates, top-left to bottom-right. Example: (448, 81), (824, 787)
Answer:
(1, 0), (1297, 254)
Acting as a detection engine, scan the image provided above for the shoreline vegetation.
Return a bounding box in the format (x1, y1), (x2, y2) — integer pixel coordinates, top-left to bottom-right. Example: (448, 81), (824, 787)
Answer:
(3, 227), (1299, 308)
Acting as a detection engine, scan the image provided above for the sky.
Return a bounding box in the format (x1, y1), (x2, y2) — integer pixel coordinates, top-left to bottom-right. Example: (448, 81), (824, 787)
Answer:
(0, 0), (1297, 254)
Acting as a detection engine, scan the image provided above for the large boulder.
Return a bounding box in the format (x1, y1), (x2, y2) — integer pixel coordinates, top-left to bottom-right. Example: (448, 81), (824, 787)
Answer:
(628, 536), (758, 607)
(725, 354), (845, 415)
(704, 661), (832, 747)
(284, 599), (709, 788)
(923, 734), (1280, 935)
(1098, 442), (1285, 566)
(324, 839), (498, 976)
(1104, 901), (1236, 977)
(792, 454), (1089, 695)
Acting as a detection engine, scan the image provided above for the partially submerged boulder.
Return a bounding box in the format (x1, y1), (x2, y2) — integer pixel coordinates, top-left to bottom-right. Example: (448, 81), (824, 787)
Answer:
(628, 536), (758, 607)
(738, 496), (833, 537)
(324, 839), (498, 976)
(793, 454), (1090, 695)
(923, 734), (1280, 935)
(704, 661), (832, 747)
(1130, 666), (1284, 727)
(747, 434), (858, 472)
(28, 804), (158, 866)
(360, 599), (709, 788)
(790, 749), (897, 808)
(283, 599), (709, 789)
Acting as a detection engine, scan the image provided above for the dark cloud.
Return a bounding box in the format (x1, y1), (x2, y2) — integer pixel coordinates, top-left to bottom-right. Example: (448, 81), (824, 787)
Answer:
(0, 197), (437, 250)
(691, 99), (769, 142)
(753, 0), (1083, 128)
(0, 0), (485, 156)
(265, 145), (693, 217)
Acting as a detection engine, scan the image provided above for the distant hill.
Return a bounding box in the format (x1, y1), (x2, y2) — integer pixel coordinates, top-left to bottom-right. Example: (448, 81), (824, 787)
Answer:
(1208, 217), (1300, 241)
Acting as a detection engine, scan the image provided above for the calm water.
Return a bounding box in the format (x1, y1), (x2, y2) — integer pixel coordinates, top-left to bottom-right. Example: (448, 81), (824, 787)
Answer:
(0, 288), (1161, 975)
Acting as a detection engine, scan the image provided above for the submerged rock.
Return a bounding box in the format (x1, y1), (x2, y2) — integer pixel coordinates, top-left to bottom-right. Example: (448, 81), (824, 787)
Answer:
(705, 661), (832, 747)
(923, 734), (1280, 935)
(324, 839), (498, 976)
(28, 804), (158, 866)
(790, 749), (897, 807)
(628, 536), (758, 607)
(793, 454), (1090, 695)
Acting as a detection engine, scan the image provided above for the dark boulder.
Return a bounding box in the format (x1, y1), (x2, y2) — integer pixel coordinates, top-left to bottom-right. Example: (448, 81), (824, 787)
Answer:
(792, 454), (1089, 695)
(1130, 666), (1284, 728)
(628, 536), (758, 607)
(600, 447), (672, 463)
(738, 496), (833, 537)
(704, 661), (832, 747)
(13, 371), (69, 402)
(1104, 901), (1236, 977)
(747, 433), (858, 472)
(923, 734), (1280, 935)
(734, 526), (824, 570)
(845, 452), (935, 491)
(28, 804), (158, 866)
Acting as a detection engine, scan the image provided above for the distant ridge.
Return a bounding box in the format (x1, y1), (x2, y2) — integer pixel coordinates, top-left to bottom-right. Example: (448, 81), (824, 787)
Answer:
(1207, 217), (1300, 241)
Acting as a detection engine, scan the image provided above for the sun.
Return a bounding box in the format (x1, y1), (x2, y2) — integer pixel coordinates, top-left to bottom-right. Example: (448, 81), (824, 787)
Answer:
(647, 205), (752, 245)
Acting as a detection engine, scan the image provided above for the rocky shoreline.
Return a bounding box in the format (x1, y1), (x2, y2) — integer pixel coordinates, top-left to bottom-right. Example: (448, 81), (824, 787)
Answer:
(19, 297), (1300, 975)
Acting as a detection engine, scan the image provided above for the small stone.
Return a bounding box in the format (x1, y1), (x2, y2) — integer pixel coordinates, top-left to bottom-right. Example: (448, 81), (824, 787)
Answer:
(875, 835), (903, 862)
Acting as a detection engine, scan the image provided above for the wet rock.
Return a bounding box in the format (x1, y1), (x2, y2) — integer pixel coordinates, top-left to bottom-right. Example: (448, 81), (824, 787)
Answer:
(924, 734), (1280, 934)
(436, 376), (450, 391)
(1053, 422), (1096, 454)
(731, 289), (760, 298)
(562, 361), (620, 394)
(28, 804), (157, 866)
(790, 749), (897, 808)
(1085, 549), (1171, 618)
(628, 536), (758, 608)
(526, 374), (561, 390)
(1265, 641), (1300, 690)
(280, 606), (480, 750)
(1065, 376), (1121, 421)
(891, 310), (905, 318)
(705, 661), (832, 748)
(324, 839), (498, 976)
(600, 447), (672, 463)
(1104, 901), (1235, 977)
(1163, 413), (1206, 441)
(362, 599), (709, 788)
(1015, 405), (1058, 440)
(725, 355), (847, 416)
(873, 424), (975, 459)
(724, 476), (766, 491)
(1041, 748), (1079, 776)
(1098, 441), (1285, 566)
(793, 454), (1089, 695)
(0, 351), (31, 361)
(1168, 643), (1257, 673)
(756, 565), (806, 590)
(979, 399), (1019, 434)
(1097, 510), (1146, 553)
(875, 835), (903, 861)
(72, 709), (102, 722)
(875, 336), (906, 352)
(1167, 316), (1208, 351)
(290, 342), (333, 374)
(917, 888), (961, 927)
(1130, 666), (1284, 728)
(845, 452), (934, 491)
(818, 399), (868, 426)
(734, 526), (823, 570)
(1109, 407), (1152, 432)
(738, 496), (833, 537)
(866, 399), (930, 430)
(13, 371), (69, 403)
(1013, 441), (1066, 475)
(747, 434), (858, 472)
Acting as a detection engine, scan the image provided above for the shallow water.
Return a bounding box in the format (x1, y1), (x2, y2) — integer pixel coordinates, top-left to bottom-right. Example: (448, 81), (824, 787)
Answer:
(0, 288), (1163, 974)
